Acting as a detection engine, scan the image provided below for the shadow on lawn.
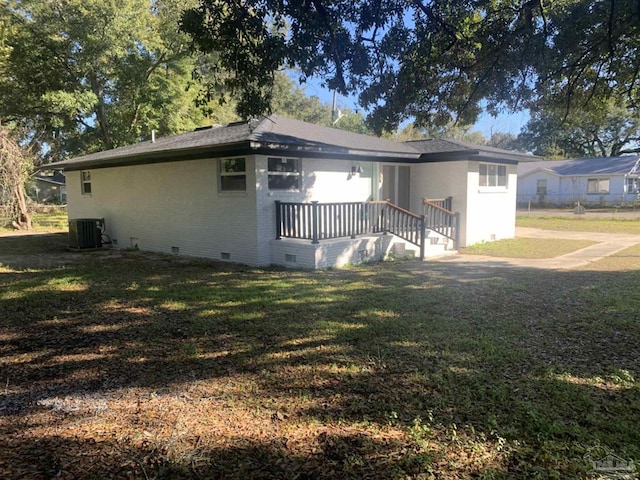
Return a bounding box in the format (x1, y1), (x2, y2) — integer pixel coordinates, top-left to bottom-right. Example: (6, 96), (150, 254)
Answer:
(1, 234), (639, 478)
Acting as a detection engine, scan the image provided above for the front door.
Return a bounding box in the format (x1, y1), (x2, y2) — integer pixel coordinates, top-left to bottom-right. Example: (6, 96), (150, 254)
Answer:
(382, 165), (411, 210)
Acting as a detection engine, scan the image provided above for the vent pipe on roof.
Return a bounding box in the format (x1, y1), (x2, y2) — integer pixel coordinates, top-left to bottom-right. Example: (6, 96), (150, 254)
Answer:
(151, 130), (156, 143)
(331, 91), (344, 124)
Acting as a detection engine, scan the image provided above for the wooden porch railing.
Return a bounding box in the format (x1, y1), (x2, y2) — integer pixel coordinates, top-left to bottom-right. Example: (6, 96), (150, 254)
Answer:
(384, 202), (426, 258)
(423, 198), (460, 247)
(424, 197), (452, 211)
(275, 200), (429, 258)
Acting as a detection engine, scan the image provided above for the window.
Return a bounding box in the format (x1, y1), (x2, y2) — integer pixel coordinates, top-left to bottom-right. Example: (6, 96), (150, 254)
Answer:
(536, 179), (547, 195)
(81, 170), (92, 195)
(587, 178), (610, 194)
(626, 178), (639, 194)
(268, 157), (301, 190)
(219, 158), (246, 191)
(479, 163), (507, 187)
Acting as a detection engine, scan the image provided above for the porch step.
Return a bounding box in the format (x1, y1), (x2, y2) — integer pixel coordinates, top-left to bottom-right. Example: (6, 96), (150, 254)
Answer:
(390, 234), (456, 260)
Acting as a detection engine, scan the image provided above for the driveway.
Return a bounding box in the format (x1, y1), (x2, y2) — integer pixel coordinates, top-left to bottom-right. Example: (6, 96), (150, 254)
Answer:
(434, 227), (640, 269)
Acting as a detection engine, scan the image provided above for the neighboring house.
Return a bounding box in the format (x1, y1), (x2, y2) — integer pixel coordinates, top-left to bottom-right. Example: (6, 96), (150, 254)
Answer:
(517, 155), (640, 207)
(47, 115), (531, 268)
(29, 171), (67, 203)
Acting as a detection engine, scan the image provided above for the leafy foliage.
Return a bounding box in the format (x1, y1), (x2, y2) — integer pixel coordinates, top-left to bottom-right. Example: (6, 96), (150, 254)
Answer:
(181, 0), (640, 134)
(0, 0), (214, 163)
(271, 72), (371, 134)
(518, 97), (640, 158)
(390, 121), (488, 145)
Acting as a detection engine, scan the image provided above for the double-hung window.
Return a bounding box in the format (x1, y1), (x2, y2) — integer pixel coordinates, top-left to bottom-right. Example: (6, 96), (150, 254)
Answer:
(587, 178), (610, 194)
(479, 163), (507, 187)
(536, 179), (547, 195)
(81, 170), (92, 195)
(219, 158), (246, 191)
(267, 157), (301, 190)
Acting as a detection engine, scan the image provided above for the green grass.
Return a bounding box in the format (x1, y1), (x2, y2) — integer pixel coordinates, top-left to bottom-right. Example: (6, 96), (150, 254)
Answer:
(517, 215), (640, 234)
(0, 209), (68, 233)
(1, 235), (639, 479)
(461, 237), (598, 258)
(579, 243), (640, 271)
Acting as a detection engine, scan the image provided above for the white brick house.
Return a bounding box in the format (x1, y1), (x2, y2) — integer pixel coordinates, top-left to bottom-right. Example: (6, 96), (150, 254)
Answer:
(49, 116), (530, 268)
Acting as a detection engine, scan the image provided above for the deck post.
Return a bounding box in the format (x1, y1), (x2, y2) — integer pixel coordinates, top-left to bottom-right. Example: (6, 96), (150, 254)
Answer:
(454, 211), (461, 249)
(350, 203), (357, 239)
(275, 200), (282, 240)
(419, 214), (426, 260)
(382, 199), (390, 234)
(311, 201), (319, 244)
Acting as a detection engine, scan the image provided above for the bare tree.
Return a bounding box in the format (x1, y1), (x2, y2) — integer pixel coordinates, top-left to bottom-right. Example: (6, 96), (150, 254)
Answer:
(0, 127), (32, 229)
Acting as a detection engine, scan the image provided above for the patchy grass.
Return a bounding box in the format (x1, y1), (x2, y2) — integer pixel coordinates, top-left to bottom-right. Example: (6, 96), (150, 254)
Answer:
(0, 210), (68, 233)
(31, 211), (68, 231)
(579, 243), (640, 271)
(517, 215), (640, 234)
(461, 238), (598, 259)
(1, 235), (639, 479)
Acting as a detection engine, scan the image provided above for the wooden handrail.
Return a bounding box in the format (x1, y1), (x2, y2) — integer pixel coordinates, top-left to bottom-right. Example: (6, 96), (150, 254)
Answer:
(423, 200), (453, 214)
(423, 196), (453, 212)
(385, 202), (422, 219)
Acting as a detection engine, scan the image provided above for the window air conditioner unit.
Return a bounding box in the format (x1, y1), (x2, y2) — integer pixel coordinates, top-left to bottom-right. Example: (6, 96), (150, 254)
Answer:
(69, 218), (103, 249)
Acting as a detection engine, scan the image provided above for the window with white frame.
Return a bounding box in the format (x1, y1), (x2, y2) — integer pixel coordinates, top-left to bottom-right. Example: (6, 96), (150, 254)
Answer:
(587, 178), (610, 194)
(626, 177), (639, 194)
(81, 170), (92, 195)
(219, 158), (246, 191)
(536, 179), (547, 195)
(479, 163), (507, 187)
(267, 157), (301, 190)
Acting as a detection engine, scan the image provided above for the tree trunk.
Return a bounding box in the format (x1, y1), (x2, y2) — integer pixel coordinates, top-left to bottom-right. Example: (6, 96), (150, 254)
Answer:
(0, 126), (33, 230)
(11, 183), (31, 230)
(90, 72), (114, 149)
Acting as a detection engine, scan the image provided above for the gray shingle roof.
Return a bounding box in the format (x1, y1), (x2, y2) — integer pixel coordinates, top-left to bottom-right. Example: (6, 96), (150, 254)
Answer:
(518, 155), (640, 177)
(47, 115), (533, 170)
(517, 159), (572, 176)
(33, 172), (66, 185)
(253, 115), (418, 154)
(48, 120), (257, 169)
(407, 138), (536, 162)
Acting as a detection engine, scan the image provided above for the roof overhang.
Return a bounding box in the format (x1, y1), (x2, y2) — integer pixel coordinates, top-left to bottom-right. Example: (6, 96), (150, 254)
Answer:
(47, 140), (424, 171)
(418, 149), (522, 165)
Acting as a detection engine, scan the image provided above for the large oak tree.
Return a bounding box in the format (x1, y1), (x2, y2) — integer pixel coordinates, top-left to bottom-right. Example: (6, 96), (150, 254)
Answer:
(518, 97), (640, 158)
(0, 0), (218, 163)
(181, 0), (640, 134)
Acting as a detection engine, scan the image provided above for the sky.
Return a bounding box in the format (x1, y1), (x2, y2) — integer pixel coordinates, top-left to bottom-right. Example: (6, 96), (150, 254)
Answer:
(296, 74), (530, 139)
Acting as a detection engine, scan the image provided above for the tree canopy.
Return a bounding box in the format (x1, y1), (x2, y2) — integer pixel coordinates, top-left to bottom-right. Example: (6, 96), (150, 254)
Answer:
(270, 72), (371, 134)
(181, 0), (640, 134)
(517, 97), (640, 158)
(0, 0), (216, 163)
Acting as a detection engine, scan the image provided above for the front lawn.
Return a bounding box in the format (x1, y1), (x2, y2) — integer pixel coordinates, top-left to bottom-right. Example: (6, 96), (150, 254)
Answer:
(461, 237), (597, 258)
(517, 215), (640, 234)
(1, 235), (638, 479)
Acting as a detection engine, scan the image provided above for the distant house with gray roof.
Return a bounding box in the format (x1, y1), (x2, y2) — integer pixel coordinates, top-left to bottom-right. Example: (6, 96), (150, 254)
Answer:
(48, 115), (532, 268)
(517, 155), (640, 207)
(29, 171), (66, 203)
